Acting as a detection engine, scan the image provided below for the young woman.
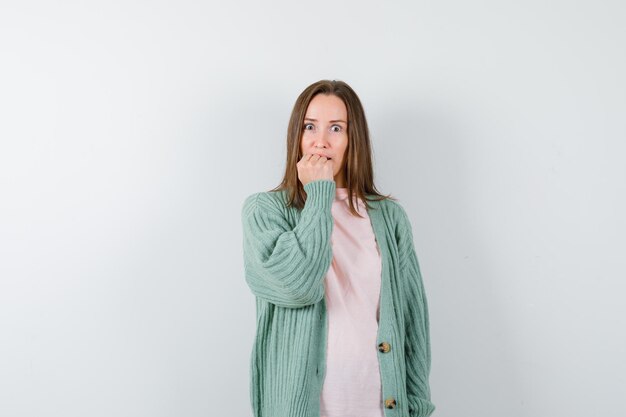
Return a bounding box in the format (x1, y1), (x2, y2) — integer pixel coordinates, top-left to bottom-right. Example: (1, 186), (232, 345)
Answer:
(241, 80), (435, 417)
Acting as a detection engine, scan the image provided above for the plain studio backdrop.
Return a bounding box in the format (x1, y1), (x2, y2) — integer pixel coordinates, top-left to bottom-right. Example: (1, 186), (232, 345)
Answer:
(1, 1), (624, 416)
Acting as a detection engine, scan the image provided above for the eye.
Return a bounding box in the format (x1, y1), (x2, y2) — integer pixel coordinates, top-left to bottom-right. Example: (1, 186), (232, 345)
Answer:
(331, 125), (343, 132)
(303, 123), (314, 131)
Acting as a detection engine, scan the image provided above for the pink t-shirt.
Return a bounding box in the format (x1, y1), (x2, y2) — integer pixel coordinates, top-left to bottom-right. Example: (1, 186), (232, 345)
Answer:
(320, 187), (385, 417)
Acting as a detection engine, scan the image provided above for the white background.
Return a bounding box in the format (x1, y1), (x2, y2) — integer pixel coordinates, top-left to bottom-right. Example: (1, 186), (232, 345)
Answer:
(1, 1), (624, 416)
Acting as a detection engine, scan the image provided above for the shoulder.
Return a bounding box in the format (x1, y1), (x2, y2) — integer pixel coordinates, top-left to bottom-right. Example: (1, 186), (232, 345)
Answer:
(372, 196), (411, 227)
(376, 197), (415, 243)
(382, 197), (406, 214)
(241, 190), (289, 218)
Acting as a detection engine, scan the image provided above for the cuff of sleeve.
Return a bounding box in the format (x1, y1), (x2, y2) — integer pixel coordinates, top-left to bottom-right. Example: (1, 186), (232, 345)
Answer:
(303, 180), (336, 212)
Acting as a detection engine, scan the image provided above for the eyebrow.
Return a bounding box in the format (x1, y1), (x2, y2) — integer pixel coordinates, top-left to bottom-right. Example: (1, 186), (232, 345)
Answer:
(304, 118), (348, 124)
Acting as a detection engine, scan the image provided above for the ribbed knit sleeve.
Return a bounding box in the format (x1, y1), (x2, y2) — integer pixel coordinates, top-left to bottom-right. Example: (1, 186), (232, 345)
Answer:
(395, 204), (436, 417)
(241, 179), (336, 308)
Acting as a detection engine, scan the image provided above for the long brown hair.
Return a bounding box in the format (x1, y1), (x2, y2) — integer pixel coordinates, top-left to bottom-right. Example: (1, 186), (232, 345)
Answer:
(269, 79), (396, 217)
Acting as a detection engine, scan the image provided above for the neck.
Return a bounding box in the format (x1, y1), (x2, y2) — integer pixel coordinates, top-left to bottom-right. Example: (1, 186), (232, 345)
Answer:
(334, 172), (346, 188)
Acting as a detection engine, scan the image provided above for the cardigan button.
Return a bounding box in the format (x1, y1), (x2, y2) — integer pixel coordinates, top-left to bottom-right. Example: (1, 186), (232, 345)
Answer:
(378, 342), (391, 353)
(384, 397), (397, 409)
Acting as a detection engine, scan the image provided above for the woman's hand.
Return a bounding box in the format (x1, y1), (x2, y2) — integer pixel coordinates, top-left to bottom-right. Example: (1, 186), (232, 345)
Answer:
(297, 153), (335, 187)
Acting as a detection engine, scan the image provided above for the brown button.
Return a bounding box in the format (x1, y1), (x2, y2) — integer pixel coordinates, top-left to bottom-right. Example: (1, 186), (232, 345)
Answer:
(378, 342), (391, 353)
(384, 397), (397, 409)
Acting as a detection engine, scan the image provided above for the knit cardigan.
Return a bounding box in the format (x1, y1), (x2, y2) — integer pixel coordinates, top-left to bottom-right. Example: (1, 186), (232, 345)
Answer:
(241, 179), (435, 417)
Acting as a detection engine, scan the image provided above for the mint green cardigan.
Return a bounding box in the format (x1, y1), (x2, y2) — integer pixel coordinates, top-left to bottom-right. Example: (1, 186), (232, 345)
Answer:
(241, 179), (435, 417)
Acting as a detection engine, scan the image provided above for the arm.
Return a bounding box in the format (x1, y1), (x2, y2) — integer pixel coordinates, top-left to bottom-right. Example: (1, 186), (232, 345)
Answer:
(241, 179), (336, 308)
(396, 204), (436, 417)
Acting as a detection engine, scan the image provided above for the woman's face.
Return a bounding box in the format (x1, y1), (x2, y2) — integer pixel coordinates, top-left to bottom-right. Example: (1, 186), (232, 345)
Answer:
(300, 94), (349, 186)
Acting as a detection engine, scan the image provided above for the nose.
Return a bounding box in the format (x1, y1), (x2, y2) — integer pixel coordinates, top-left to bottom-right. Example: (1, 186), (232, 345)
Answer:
(314, 130), (330, 148)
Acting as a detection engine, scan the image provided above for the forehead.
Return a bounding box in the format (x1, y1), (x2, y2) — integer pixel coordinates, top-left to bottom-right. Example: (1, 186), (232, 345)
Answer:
(305, 94), (347, 121)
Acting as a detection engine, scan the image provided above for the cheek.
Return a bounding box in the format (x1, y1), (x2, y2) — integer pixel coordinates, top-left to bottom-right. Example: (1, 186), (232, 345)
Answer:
(300, 135), (311, 147)
(340, 142), (349, 159)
